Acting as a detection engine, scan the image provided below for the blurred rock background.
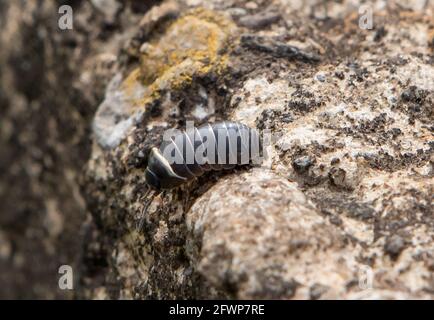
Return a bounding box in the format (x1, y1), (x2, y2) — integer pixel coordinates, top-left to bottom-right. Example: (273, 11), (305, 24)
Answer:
(0, 0), (433, 299)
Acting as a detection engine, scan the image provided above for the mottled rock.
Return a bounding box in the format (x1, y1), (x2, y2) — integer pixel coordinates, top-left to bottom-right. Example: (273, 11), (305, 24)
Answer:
(186, 170), (350, 299)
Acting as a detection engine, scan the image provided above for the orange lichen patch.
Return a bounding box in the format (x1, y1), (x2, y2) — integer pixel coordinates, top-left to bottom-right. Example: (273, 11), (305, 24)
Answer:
(122, 8), (236, 110)
(122, 67), (143, 96)
(342, 11), (359, 32)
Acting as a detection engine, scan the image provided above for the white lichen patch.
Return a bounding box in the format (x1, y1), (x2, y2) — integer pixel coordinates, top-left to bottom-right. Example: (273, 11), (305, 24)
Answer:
(277, 125), (333, 150)
(394, 57), (434, 91)
(230, 76), (291, 127)
(93, 73), (145, 149)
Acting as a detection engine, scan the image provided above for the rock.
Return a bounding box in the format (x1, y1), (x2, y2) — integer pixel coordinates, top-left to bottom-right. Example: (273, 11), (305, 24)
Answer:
(1, 0), (433, 300)
(186, 170), (350, 299)
(240, 35), (321, 63)
(91, 0), (121, 23)
(238, 9), (281, 30)
(80, 0), (434, 299)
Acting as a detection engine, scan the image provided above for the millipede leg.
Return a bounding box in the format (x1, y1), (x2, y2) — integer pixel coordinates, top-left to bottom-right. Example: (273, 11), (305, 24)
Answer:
(136, 189), (158, 231)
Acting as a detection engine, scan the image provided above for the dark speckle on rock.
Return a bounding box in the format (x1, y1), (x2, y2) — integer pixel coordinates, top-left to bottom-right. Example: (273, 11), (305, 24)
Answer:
(253, 269), (299, 299)
(384, 235), (406, 260)
(331, 157), (340, 165)
(293, 156), (314, 173)
(334, 71), (345, 79)
(329, 215), (343, 226)
(281, 113), (293, 123)
(316, 73), (326, 82)
(328, 167), (347, 188)
(374, 26), (387, 41)
(389, 128), (402, 139)
(309, 283), (329, 300)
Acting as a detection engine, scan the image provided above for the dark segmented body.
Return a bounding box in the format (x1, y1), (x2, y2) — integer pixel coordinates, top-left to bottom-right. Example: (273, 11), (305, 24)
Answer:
(145, 121), (262, 190)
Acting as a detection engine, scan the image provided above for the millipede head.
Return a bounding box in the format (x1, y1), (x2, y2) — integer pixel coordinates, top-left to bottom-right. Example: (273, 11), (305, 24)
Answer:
(144, 147), (186, 190)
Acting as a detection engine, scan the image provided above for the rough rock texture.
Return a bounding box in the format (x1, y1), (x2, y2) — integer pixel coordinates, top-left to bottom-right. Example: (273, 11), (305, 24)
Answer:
(1, 0), (433, 299)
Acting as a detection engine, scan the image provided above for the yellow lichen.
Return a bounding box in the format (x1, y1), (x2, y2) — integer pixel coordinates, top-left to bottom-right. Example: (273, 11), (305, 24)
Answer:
(121, 8), (237, 110)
